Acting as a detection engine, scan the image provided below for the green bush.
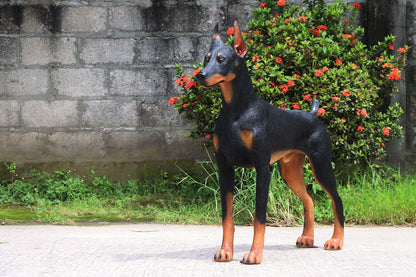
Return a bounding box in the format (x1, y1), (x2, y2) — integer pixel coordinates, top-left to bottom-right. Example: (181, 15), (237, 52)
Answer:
(170, 0), (409, 164)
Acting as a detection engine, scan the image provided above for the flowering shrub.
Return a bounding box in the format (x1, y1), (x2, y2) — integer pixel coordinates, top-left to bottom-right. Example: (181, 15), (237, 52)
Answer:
(170, 0), (408, 164)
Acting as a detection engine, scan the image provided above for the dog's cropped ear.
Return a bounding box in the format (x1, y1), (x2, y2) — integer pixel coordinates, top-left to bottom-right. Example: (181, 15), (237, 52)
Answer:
(210, 22), (224, 49)
(213, 22), (220, 39)
(233, 21), (247, 58)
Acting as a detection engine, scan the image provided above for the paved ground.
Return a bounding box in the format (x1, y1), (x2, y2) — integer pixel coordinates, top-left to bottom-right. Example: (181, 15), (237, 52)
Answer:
(1, 224), (415, 276)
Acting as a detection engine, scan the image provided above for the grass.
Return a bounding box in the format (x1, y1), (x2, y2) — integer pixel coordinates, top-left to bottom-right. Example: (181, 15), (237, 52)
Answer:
(0, 158), (415, 226)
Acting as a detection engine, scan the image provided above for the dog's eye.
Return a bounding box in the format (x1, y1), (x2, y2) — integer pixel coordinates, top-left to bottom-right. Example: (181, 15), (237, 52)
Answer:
(217, 56), (225, 63)
(204, 55), (210, 64)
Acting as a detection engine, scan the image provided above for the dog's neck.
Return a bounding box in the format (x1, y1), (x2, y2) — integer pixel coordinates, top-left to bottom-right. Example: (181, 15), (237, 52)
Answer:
(219, 62), (257, 112)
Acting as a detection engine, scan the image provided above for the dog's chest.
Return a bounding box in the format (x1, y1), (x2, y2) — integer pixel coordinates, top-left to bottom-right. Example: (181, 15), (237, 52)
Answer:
(215, 116), (258, 167)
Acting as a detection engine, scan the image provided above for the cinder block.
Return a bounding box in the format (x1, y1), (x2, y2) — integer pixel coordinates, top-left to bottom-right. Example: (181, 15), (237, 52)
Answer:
(0, 6), (21, 34)
(0, 100), (20, 127)
(103, 130), (167, 161)
(164, 129), (205, 160)
(135, 37), (195, 63)
(142, 5), (204, 32)
(51, 68), (106, 97)
(226, 3), (257, 30)
(80, 39), (136, 64)
(22, 100), (78, 128)
(194, 7), (224, 34)
(47, 131), (106, 162)
(0, 38), (19, 64)
(0, 69), (48, 96)
(109, 69), (167, 96)
(21, 37), (77, 65)
(0, 132), (48, 162)
(135, 37), (171, 62)
(172, 37), (195, 61)
(138, 98), (184, 128)
(81, 100), (138, 128)
(21, 6), (49, 33)
(109, 7), (144, 31)
(61, 6), (107, 33)
(196, 36), (211, 62)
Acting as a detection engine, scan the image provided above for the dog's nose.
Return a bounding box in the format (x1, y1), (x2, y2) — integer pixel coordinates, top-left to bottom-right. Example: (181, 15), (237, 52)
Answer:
(196, 71), (207, 83)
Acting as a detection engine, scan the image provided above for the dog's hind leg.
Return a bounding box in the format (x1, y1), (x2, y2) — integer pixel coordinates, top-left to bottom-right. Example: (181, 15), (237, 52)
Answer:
(279, 152), (315, 248)
(308, 152), (344, 250)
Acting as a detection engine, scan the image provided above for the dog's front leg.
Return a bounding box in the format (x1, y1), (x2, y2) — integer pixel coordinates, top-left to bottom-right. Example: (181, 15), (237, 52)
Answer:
(214, 152), (235, 262)
(241, 164), (270, 265)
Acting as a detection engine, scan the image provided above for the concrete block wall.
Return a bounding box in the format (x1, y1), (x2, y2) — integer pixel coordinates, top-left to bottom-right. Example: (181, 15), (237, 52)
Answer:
(0, 0), (258, 168)
(0, 0), (415, 172)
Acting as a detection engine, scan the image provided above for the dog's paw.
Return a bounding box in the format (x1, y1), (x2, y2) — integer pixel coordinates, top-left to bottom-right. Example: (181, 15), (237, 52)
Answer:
(214, 248), (233, 262)
(324, 238), (343, 250)
(296, 235), (314, 248)
(240, 250), (262, 265)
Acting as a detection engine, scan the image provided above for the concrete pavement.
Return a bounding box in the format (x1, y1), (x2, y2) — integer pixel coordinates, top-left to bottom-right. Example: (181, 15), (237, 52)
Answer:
(1, 224), (415, 276)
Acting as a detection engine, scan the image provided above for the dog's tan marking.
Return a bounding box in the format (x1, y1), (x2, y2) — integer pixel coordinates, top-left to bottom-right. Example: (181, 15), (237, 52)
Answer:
(240, 129), (254, 150)
(242, 216), (264, 264)
(205, 73), (224, 87)
(219, 77), (234, 104)
(215, 192), (234, 262)
(279, 152), (315, 248)
(213, 133), (219, 152)
(308, 157), (344, 250)
(235, 61), (239, 67)
(217, 52), (222, 57)
(213, 33), (221, 39)
(269, 150), (304, 165)
(324, 194), (344, 250)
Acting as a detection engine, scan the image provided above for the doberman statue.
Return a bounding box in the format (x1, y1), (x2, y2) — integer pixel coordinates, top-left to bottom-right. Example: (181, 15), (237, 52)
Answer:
(195, 22), (344, 264)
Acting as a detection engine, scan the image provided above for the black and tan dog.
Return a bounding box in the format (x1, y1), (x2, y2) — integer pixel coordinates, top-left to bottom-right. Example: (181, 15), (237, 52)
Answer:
(195, 22), (344, 264)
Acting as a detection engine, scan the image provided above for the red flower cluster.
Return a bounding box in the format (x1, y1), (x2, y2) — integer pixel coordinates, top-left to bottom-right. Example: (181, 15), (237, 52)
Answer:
(277, 0), (286, 6)
(317, 25), (327, 31)
(383, 127), (390, 136)
(387, 68), (401, 80)
(342, 34), (357, 46)
(317, 108), (326, 116)
(388, 43), (394, 50)
(304, 94), (312, 101)
(398, 47), (407, 54)
(342, 89), (351, 97)
(168, 97), (179, 105)
(335, 59), (343, 66)
(174, 74), (190, 89)
(314, 67), (328, 77)
(186, 81), (197, 89)
(292, 102), (300, 110)
(248, 30), (262, 36)
(193, 68), (202, 77)
(356, 109), (368, 117)
(227, 27), (234, 36)
(259, 2), (266, 8)
(352, 2), (361, 9)
(279, 84), (289, 94)
(296, 16), (308, 22)
(311, 25), (328, 37)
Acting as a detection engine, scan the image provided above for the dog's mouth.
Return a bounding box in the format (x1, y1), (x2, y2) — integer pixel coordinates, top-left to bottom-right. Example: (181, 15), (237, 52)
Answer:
(198, 80), (225, 88)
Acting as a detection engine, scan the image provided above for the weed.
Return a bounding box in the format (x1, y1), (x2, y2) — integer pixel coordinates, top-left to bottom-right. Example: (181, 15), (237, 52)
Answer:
(0, 160), (415, 226)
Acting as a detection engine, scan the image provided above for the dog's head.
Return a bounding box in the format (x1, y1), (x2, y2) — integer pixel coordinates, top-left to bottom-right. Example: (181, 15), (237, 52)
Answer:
(196, 21), (248, 88)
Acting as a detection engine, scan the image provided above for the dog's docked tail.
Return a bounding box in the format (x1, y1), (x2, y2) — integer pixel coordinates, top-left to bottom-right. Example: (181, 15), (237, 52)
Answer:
(309, 99), (319, 115)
